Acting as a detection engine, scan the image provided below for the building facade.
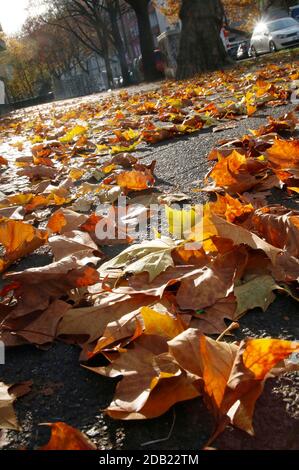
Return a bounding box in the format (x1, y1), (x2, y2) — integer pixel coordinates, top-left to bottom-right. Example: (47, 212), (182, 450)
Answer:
(53, 52), (122, 100)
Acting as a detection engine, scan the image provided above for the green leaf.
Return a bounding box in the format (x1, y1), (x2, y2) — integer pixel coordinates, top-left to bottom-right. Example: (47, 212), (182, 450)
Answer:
(99, 237), (178, 282)
(234, 275), (277, 318)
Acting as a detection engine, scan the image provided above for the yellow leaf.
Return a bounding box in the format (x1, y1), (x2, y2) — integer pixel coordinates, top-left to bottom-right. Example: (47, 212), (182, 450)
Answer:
(0, 193), (33, 208)
(96, 144), (109, 152)
(165, 206), (197, 239)
(141, 306), (186, 339)
(102, 164), (116, 174)
(242, 338), (299, 380)
(69, 169), (84, 181)
(31, 136), (43, 144)
(122, 129), (140, 141)
(110, 141), (139, 155)
(60, 125), (87, 143)
(0, 219), (48, 272)
(246, 104), (257, 116)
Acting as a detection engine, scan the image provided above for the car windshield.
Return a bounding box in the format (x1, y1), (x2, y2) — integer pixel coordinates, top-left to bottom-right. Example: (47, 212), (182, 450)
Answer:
(268, 18), (297, 32)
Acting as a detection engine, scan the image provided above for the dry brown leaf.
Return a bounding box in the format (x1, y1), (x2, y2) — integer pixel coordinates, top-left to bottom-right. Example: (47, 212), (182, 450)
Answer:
(47, 209), (88, 234)
(251, 112), (298, 136)
(106, 373), (199, 420)
(169, 329), (299, 437)
(121, 265), (206, 297)
(219, 337), (299, 435)
(250, 206), (299, 258)
(266, 139), (299, 171)
(0, 382), (19, 431)
(0, 156), (8, 166)
(204, 150), (267, 194)
(116, 170), (155, 191)
(17, 165), (57, 180)
(176, 248), (247, 311)
(88, 339), (199, 420)
(190, 294), (238, 335)
(2, 300), (71, 346)
(57, 293), (157, 346)
(49, 230), (102, 262)
(91, 305), (186, 357)
(9, 381), (33, 399)
(207, 213), (282, 263)
(1, 257), (100, 322)
(210, 194), (253, 223)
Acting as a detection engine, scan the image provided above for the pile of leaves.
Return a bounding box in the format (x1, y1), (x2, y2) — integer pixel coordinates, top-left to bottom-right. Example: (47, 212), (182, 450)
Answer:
(0, 60), (299, 448)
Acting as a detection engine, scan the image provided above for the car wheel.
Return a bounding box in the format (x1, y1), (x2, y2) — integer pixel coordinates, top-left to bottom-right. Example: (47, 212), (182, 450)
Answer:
(269, 41), (277, 53)
(250, 46), (258, 58)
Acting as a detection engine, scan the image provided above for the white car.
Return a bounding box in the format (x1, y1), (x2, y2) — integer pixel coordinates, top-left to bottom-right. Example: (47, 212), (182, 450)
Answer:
(250, 17), (299, 55)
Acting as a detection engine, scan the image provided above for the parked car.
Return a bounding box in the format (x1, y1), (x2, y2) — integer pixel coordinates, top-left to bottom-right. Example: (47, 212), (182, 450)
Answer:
(221, 27), (250, 60)
(227, 41), (241, 60)
(237, 40), (251, 60)
(290, 5), (299, 22)
(250, 17), (299, 56)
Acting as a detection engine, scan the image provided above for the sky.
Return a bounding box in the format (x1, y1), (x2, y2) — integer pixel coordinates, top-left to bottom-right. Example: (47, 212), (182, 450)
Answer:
(0, 0), (33, 35)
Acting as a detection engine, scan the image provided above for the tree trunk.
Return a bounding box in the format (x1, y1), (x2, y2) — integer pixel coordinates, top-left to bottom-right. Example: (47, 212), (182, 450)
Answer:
(103, 51), (114, 88)
(96, 25), (114, 88)
(108, 4), (131, 86)
(22, 67), (35, 98)
(119, 4), (134, 63)
(126, 0), (161, 82)
(176, 0), (229, 80)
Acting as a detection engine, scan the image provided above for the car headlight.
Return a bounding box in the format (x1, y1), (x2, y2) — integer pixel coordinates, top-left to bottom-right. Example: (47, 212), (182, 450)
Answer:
(276, 34), (287, 39)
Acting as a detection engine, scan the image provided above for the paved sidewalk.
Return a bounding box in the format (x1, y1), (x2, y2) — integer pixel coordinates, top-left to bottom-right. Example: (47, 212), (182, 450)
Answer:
(1, 90), (298, 450)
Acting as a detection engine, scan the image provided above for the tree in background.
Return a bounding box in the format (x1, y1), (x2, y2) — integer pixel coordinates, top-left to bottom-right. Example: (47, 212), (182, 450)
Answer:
(176, 0), (229, 79)
(0, 36), (43, 101)
(125, 0), (161, 81)
(156, 0), (263, 30)
(0, 12), (96, 102)
(32, 0), (160, 84)
(154, 0), (180, 23)
(157, 0), (296, 80)
(8, 0), (297, 99)
(23, 17), (82, 82)
(40, 0), (115, 88)
(106, 1), (130, 86)
(223, 0), (260, 30)
(32, 0), (132, 87)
